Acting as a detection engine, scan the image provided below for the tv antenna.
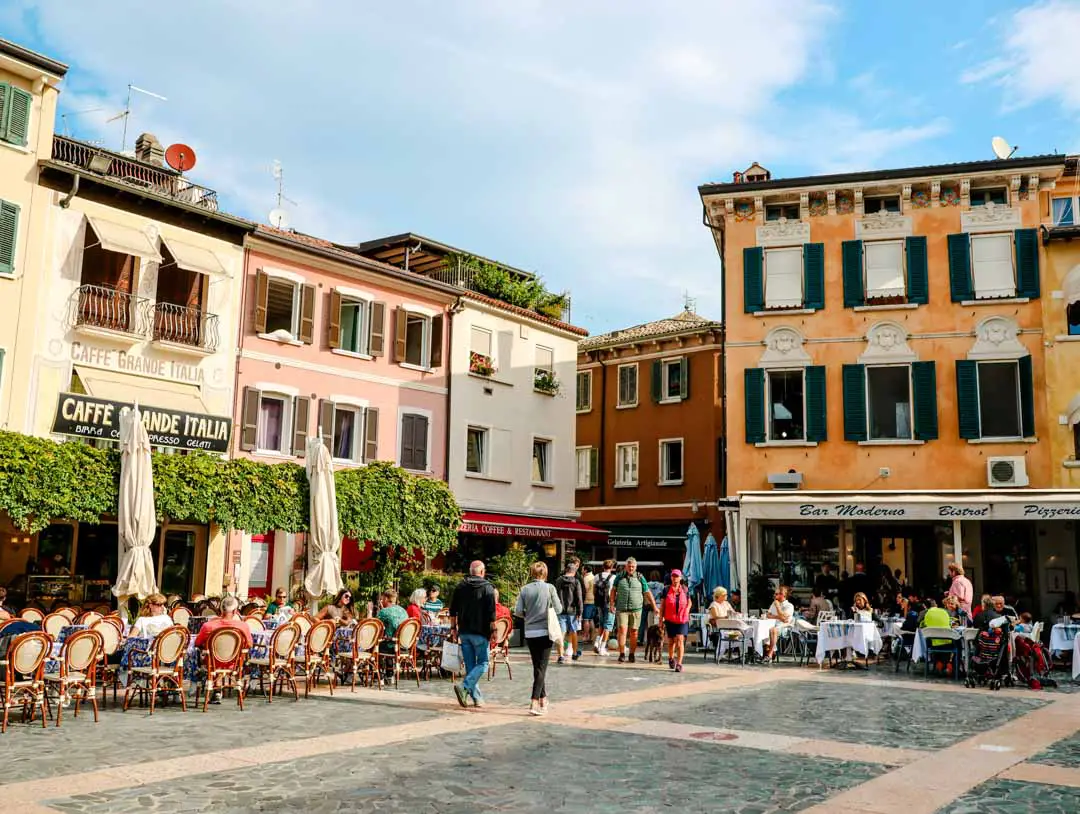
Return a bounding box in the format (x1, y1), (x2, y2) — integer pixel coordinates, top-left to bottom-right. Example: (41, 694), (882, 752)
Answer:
(683, 291), (697, 313)
(991, 136), (1018, 160)
(268, 160), (297, 228)
(106, 84), (167, 153)
(60, 107), (103, 137)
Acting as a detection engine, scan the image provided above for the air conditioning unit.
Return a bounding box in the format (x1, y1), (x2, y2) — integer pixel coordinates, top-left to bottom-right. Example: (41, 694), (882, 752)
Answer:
(768, 471), (804, 490)
(987, 457), (1028, 488)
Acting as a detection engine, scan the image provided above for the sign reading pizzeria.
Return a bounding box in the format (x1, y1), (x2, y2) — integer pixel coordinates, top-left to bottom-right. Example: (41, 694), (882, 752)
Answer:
(52, 392), (232, 453)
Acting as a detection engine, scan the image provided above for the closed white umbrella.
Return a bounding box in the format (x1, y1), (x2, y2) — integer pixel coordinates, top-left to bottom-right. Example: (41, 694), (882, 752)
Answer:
(304, 437), (344, 601)
(112, 406), (158, 613)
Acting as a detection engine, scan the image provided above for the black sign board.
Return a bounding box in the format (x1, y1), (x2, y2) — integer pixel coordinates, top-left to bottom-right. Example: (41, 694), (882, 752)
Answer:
(52, 392), (232, 453)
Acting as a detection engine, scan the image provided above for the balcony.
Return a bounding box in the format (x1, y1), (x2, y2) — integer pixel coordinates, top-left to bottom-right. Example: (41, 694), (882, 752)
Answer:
(426, 262), (572, 322)
(68, 284), (151, 342)
(150, 302), (220, 353)
(51, 136), (219, 212)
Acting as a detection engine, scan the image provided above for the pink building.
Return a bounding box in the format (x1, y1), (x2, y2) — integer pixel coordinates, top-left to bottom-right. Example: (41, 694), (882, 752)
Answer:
(229, 226), (458, 598)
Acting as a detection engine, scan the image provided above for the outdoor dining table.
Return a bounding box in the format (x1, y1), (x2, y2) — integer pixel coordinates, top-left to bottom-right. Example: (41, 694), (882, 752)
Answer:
(815, 620), (882, 668)
(911, 626), (978, 667)
(419, 624), (452, 649)
(1049, 623), (1079, 656)
(715, 617), (775, 657)
(44, 624), (89, 674)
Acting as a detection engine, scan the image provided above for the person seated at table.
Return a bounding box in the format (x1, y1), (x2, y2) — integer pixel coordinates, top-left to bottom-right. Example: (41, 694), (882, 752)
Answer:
(194, 595), (253, 651)
(919, 601), (953, 640)
(851, 592), (874, 622)
(764, 586), (794, 661)
(264, 588), (292, 618)
(317, 589), (355, 626)
(708, 587), (735, 626)
(942, 595), (971, 628)
(1014, 611), (1034, 635)
(916, 598), (937, 627)
(406, 589), (427, 620)
(130, 593), (174, 638)
(902, 601), (923, 633)
(972, 593), (992, 619)
(975, 595), (1010, 630)
(806, 588), (831, 623)
(375, 589), (409, 656)
(492, 589), (512, 623)
(422, 585), (444, 620)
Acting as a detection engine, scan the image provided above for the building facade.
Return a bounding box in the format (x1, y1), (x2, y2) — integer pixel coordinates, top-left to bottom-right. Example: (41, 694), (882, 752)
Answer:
(575, 309), (724, 570)
(701, 156), (1078, 617)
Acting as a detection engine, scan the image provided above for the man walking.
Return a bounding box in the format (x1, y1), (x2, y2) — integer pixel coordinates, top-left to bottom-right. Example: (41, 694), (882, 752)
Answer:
(555, 562), (584, 663)
(449, 560), (497, 708)
(592, 559), (616, 655)
(610, 557), (659, 663)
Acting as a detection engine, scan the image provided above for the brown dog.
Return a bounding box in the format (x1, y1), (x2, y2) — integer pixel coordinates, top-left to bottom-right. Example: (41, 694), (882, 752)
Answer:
(644, 623), (664, 664)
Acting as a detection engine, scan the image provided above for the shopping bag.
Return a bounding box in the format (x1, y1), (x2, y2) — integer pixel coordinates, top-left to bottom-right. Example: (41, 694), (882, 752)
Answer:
(441, 640), (463, 673)
(547, 585), (563, 642)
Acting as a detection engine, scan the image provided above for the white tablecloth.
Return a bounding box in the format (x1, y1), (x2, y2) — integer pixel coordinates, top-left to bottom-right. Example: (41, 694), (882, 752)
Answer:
(815, 621), (881, 664)
(713, 617), (776, 656)
(1050, 624), (1079, 656)
(911, 627), (978, 664)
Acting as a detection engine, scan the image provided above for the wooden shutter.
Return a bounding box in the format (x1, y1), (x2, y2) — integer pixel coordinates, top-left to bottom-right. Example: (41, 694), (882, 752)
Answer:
(429, 314), (444, 368)
(0, 84), (7, 142)
(327, 289), (342, 349)
(298, 283), (316, 344)
(842, 364), (867, 442)
(5, 87), (31, 147)
(363, 407), (379, 463)
(803, 242), (825, 310)
(1018, 355), (1035, 438)
(911, 361), (938, 441)
(1015, 228), (1040, 299)
(805, 366), (827, 442)
(905, 236), (929, 305)
(239, 387), (260, 451)
(744, 368), (765, 444)
(842, 240), (864, 308)
(369, 301), (386, 356)
(413, 415), (429, 470)
(253, 270), (269, 333)
(680, 357), (690, 401)
(947, 233), (973, 302)
(588, 447), (599, 487)
(955, 360), (980, 439)
(650, 360), (662, 402)
(392, 308), (407, 362)
(743, 247), (764, 313)
(400, 414), (417, 469)
(318, 399), (334, 451)
(0, 199), (18, 276)
(292, 396), (310, 457)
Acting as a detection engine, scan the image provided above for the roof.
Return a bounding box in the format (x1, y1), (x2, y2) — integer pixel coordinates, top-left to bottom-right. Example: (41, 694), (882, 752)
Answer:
(0, 38), (68, 77)
(461, 289), (588, 337)
(579, 309), (721, 350)
(350, 232), (535, 278)
(698, 154), (1068, 196)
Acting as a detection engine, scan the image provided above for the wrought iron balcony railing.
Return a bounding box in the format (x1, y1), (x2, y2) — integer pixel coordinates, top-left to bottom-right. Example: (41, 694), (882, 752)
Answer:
(150, 302), (220, 351)
(68, 284), (151, 336)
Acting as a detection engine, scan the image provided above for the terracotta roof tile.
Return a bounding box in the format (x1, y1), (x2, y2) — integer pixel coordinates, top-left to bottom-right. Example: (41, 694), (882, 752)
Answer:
(579, 309), (720, 349)
(462, 290), (588, 336)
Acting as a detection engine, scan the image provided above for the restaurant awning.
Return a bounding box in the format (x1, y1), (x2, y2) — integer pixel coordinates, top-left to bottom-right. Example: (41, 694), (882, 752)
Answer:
(459, 511), (609, 541)
(86, 216), (161, 262)
(75, 366), (208, 414)
(161, 235), (227, 277)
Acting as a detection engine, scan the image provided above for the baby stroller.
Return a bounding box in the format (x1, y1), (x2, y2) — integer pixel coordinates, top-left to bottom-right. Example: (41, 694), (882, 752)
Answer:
(1013, 633), (1057, 690)
(965, 621), (1013, 691)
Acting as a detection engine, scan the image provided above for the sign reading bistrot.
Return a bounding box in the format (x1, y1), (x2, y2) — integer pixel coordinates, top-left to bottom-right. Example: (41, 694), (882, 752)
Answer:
(52, 392), (232, 452)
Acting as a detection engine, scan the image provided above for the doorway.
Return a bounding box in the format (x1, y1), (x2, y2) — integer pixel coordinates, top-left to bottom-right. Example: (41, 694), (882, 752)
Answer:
(981, 522), (1036, 610)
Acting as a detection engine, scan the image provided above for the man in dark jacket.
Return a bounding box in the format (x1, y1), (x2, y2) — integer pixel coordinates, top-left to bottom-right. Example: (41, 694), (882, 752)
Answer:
(555, 562), (584, 663)
(449, 560), (497, 708)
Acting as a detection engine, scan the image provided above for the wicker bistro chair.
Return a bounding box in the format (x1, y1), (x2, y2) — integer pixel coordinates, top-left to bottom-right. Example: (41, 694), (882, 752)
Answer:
(76, 611), (103, 626)
(19, 607), (45, 623)
(170, 606), (192, 627)
(243, 615), (265, 636)
(246, 623), (301, 703)
(338, 618), (383, 691)
(710, 619), (751, 664)
(1, 632), (50, 732)
(44, 628), (103, 727)
(379, 618), (422, 689)
(298, 620), (336, 698)
(90, 619), (122, 707)
(293, 614), (313, 640)
(55, 607), (78, 623)
(42, 612), (68, 640)
(123, 626), (191, 714)
(487, 617), (513, 681)
(195, 627), (248, 712)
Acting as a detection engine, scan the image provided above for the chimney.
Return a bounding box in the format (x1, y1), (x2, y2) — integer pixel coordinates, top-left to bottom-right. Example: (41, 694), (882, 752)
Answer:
(134, 132), (165, 166)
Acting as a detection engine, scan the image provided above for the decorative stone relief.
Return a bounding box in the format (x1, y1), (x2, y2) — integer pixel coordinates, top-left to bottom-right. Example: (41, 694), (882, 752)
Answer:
(960, 201), (1021, 233)
(734, 200), (754, 222)
(911, 186), (930, 209)
(931, 181), (941, 207)
(799, 192), (809, 220)
(809, 194), (828, 217)
(836, 192), (853, 215)
(960, 179), (971, 208)
(756, 219), (811, 247)
(1023, 173), (1040, 201)
(759, 326), (812, 369)
(724, 198), (735, 218)
(940, 184), (960, 207)
(859, 321), (916, 364)
(827, 190), (836, 216)
(1010, 175), (1022, 197)
(855, 209), (913, 240)
(968, 315), (1027, 360)
(902, 184), (912, 211)
(754, 196), (764, 221)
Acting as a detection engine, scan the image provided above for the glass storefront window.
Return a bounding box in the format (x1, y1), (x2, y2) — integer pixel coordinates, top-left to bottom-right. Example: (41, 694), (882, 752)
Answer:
(75, 523), (119, 582)
(761, 525), (840, 589)
(160, 530), (197, 597)
(37, 524), (74, 575)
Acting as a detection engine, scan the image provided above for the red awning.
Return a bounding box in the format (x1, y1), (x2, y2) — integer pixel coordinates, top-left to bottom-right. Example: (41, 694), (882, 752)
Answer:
(459, 512), (609, 541)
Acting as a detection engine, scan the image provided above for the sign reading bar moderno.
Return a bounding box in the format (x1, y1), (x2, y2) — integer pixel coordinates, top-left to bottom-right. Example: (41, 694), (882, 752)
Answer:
(745, 501), (1080, 522)
(52, 392), (232, 453)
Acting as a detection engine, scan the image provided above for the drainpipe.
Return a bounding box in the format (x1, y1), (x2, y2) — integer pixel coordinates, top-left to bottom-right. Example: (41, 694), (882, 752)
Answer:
(597, 352), (607, 505)
(58, 172), (80, 208)
(445, 297), (464, 482)
(701, 203), (727, 499)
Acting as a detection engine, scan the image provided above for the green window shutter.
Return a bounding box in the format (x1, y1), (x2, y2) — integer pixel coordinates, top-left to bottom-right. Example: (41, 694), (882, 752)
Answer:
(805, 365), (827, 442)
(842, 239), (865, 308)
(4, 87), (31, 147)
(1015, 228), (1040, 299)
(744, 368), (765, 444)
(1018, 355), (1035, 438)
(0, 199), (19, 276)
(588, 448), (599, 487)
(680, 357), (690, 401)
(803, 242), (825, 310)
(911, 361), (938, 441)
(841, 364), (867, 441)
(948, 233), (973, 302)
(955, 360), (980, 439)
(743, 247), (764, 313)
(650, 360), (662, 403)
(905, 236), (929, 304)
(0, 83), (8, 142)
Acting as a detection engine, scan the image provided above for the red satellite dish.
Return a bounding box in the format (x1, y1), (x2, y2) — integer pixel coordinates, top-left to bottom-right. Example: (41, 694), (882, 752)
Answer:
(165, 143), (197, 173)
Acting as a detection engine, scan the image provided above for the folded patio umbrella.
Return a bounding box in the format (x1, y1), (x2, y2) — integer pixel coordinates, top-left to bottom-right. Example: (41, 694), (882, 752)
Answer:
(113, 406), (159, 615)
(682, 523), (704, 598)
(719, 535), (733, 593)
(304, 437), (345, 601)
(701, 533), (722, 595)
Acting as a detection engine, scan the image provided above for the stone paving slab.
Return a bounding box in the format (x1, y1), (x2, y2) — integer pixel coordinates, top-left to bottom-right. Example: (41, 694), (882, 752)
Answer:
(936, 778), (1080, 813)
(1028, 732), (1080, 769)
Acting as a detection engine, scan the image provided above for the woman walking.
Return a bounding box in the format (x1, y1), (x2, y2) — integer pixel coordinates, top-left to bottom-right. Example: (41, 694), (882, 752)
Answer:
(514, 561), (562, 716)
(659, 570), (691, 672)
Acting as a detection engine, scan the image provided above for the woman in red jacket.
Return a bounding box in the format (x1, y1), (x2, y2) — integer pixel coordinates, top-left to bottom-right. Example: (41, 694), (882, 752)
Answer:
(660, 570), (691, 672)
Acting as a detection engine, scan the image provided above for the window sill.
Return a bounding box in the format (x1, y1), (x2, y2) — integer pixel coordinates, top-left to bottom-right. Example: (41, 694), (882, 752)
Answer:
(658, 398), (684, 406)
(0, 140), (32, 156)
(966, 437), (1038, 444)
(533, 388), (558, 397)
(575, 407), (592, 414)
(531, 481), (554, 489)
(854, 303), (919, 312)
(469, 372), (512, 387)
(754, 441), (818, 448)
(465, 471), (512, 484)
(658, 480), (684, 487)
(1054, 336), (1080, 342)
(331, 348), (373, 361)
(332, 458), (366, 468)
(0, 271), (15, 280)
(252, 449), (294, 460)
(401, 467), (434, 476)
(615, 403), (638, 410)
(960, 297), (1030, 306)
(575, 484), (595, 491)
(753, 308), (816, 317)
(399, 362), (436, 374)
(857, 439), (925, 446)
(150, 339), (214, 357)
(614, 482), (639, 489)
(1063, 460), (1080, 469)
(257, 332), (304, 347)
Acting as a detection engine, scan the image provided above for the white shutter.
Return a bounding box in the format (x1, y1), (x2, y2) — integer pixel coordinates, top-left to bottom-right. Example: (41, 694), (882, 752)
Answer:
(764, 247), (803, 309)
(576, 448), (590, 488)
(864, 241), (905, 300)
(470, 326), (492, 356)
(971, 234), (1015, 299)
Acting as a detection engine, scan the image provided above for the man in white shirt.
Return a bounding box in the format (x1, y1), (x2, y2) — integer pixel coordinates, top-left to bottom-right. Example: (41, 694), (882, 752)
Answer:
(130, 593), (174, 638)
(764, 586), (794, 661)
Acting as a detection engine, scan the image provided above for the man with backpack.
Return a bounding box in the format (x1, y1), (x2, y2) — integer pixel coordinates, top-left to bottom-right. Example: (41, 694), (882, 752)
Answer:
(555, 562), (584, 664)
(610, 557), (660, 663)
(592, 559), (616, 656)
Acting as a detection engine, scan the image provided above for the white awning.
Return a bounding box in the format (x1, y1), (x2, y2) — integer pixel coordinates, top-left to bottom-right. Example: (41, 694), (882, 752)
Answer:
(75, 366), (207, 414)
(161, 235), (227, 277)
(85, 217), (161, 262)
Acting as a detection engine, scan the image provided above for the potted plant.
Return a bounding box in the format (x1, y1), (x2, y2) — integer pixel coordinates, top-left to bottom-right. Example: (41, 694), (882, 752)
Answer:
(534, 367), (560, 395)
(469, 351), (496, 377)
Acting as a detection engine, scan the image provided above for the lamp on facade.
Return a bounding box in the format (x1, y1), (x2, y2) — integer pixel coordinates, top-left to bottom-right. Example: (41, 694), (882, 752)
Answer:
(542, 541), (557, 558)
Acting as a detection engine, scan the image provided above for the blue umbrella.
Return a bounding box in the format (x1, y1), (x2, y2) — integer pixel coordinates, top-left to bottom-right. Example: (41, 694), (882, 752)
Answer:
(719, 535), (732, 593)
(682, 523), (704, 596)
(701, 533), (722, 595)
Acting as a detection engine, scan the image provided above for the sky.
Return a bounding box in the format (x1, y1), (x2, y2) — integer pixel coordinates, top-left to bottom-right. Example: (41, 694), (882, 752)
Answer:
(3, 0), (1080, 335)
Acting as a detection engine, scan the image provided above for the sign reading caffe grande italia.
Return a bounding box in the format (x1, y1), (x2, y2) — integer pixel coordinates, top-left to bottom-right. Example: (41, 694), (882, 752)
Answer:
(52, 392), (232, 452)
(743, 500), (1080, 522)
(71, 341), (205, 384)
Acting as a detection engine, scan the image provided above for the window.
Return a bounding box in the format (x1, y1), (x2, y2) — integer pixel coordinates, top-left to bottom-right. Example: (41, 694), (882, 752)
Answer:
(1073, 423), (1080, 460)
(576, 370), (592, 412)
(339, 298), (370, 354)
(265, 278), (299, 335)
(764, 247), (803, 309)
(532, 437), (552, 484)
(466, 426), (488, 474)
(78, 223), (139, 335)
(575, 447), (593, 489)
(535, 345), (554, 372)
(767, 370), (805, 441)
(1069, 302), (1080, 337)
(661, 359), (683, 401)
(615, 442), (639, 486)
(1052, 196), (1076, 227)
(617, 364), (638, 407)
(971, 233), (1015, 299)
(257, 394), (288, 453)
(0, 199), (19, 276)
(405, 313), (428, 366)
(866, 366), (912, 440)
(659, 439), (684, 485)
(332, 405), (362, 461)
(399, 412), (430, 471)
(393, 308), (443, 369)
(978, 361), (1021, 438)
(864, 195), (900, 214)
(971, 187), (1008, 207)
(864, 240), (905, 300)
(765, 203), (800, 221)
(0, 82), (32, 147)
(470, 326), (492, 358)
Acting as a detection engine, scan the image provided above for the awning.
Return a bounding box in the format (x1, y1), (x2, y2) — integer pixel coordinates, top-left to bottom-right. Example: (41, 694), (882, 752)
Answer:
(86, 216), (161, 262)
(161, 235), (227, 277)
(459, 511), (609, 541)
(75, 366), (208, 414)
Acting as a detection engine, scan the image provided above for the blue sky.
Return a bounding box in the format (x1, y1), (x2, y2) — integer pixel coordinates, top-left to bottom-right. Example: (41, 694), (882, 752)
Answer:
(3, 0), (1079, 334)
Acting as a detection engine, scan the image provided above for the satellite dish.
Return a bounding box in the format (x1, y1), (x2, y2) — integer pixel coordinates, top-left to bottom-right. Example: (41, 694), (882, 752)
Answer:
(268, 208), (289, 229)
(165, 143), (197, 172)
(991, 136), (1017, 160)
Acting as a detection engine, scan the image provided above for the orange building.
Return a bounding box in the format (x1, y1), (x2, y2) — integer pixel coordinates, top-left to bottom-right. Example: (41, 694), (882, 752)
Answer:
(574, 309), (723, 569)
(701, 156), (1079, 617)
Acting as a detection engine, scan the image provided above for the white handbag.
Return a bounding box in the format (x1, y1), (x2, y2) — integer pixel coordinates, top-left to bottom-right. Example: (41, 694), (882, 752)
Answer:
(546, 585), (563, 642)
(440, 640), (463, 673)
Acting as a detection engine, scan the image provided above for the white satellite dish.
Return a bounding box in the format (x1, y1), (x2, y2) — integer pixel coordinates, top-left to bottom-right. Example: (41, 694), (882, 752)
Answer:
(992, 136), (1017, 160)
(268, 208), (289, 229)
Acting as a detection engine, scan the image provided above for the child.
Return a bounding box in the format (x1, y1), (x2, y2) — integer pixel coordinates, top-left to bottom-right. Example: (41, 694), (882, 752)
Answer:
(1014, 611), (1034, 635)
